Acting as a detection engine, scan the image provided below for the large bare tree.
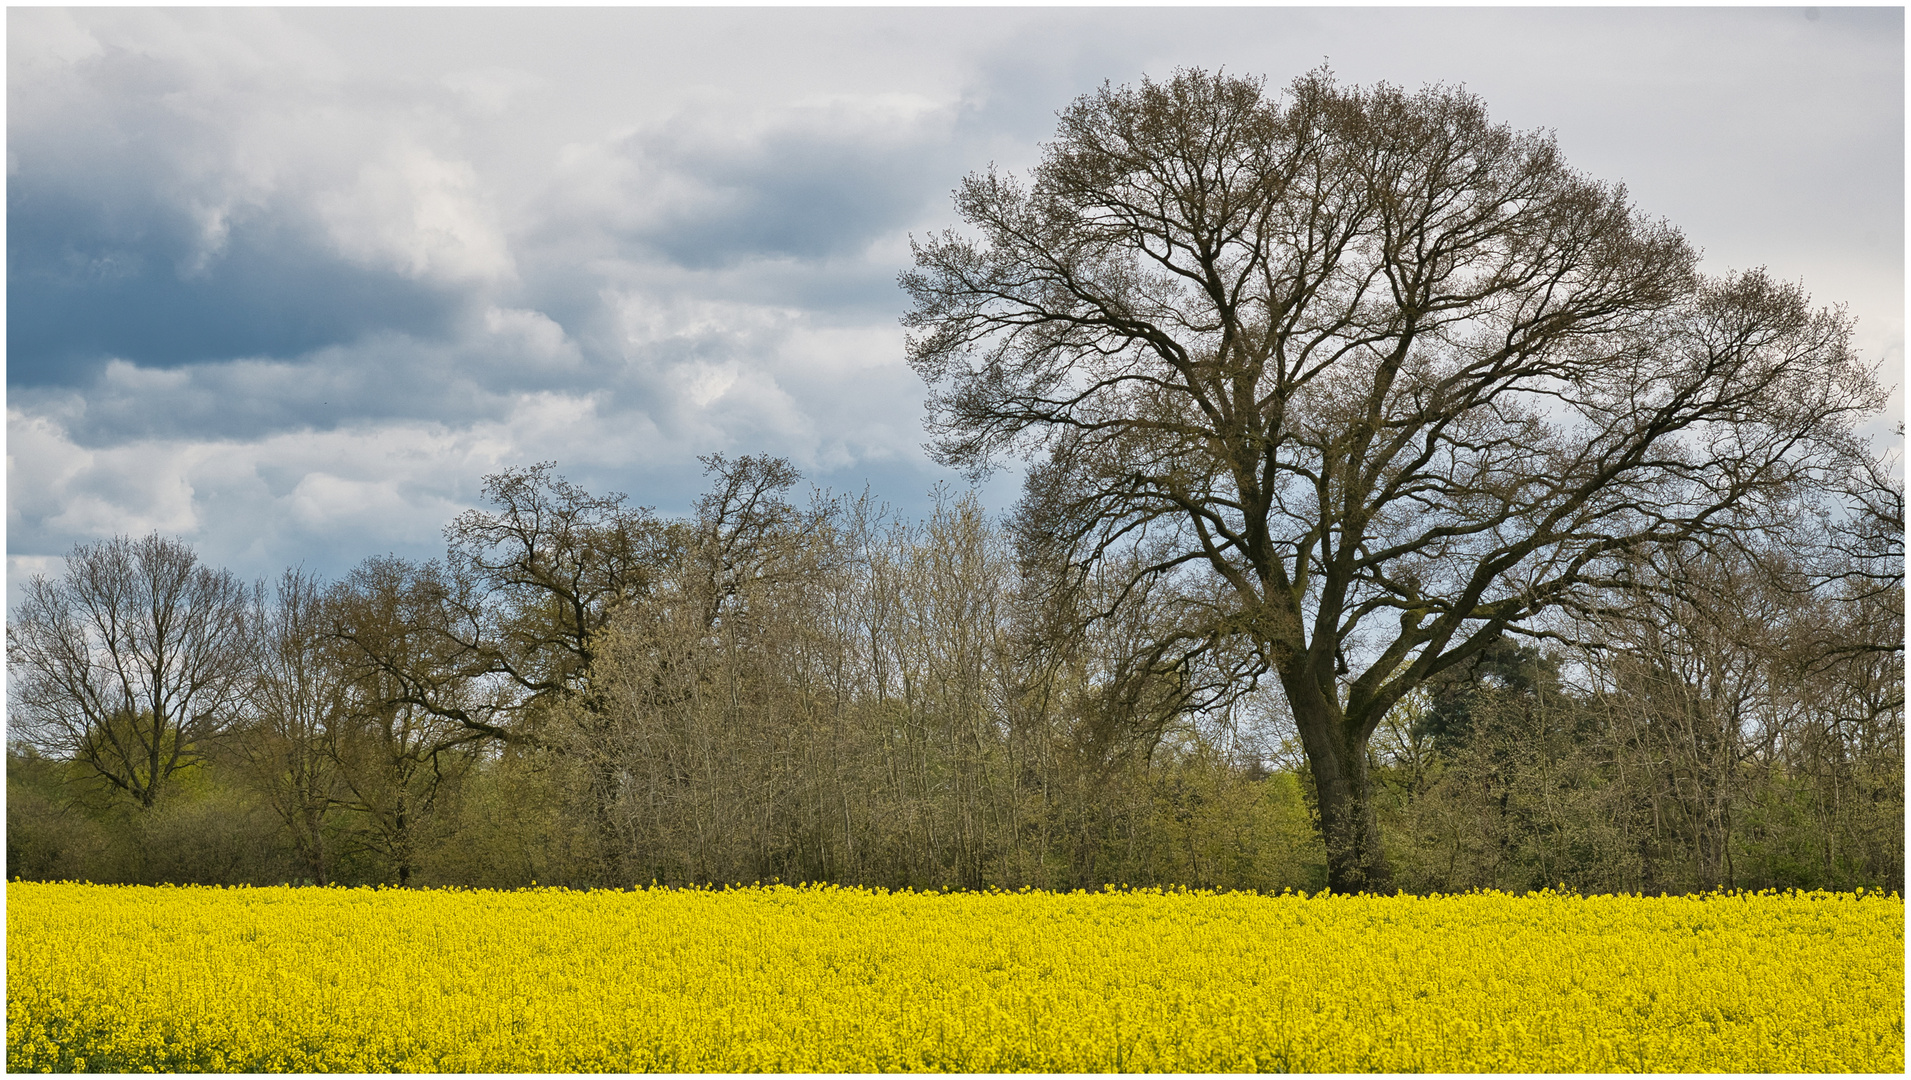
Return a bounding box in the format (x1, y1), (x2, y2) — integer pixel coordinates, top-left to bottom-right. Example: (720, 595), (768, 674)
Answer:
(7, 534), (257, 808)
(901, 68), (1884, 890)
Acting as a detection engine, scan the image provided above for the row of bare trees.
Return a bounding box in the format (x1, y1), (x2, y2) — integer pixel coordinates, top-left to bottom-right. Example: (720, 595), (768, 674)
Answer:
(8, 451), (1900, 894)
(1373, 517), (1903, 894)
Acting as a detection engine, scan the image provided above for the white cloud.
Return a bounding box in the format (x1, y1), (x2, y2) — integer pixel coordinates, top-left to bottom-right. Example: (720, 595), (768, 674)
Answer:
(7, 408), (204, 540)
(9, 397), (604, 583)
(317, 146), (515, 285)
(481, 306), (583, 372)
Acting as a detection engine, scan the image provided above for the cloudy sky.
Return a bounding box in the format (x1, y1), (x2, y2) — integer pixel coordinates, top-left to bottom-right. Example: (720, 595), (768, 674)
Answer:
(7, 5), (1903, 599)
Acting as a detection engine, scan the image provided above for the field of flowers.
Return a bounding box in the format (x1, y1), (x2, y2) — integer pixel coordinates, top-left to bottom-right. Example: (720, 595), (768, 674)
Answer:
(6, 880), (1902, 1072)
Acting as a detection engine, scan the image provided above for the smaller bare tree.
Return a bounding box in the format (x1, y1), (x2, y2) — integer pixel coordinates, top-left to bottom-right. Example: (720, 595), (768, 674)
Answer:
(7, 534), (257, 808)
(233, 568), (348, 884)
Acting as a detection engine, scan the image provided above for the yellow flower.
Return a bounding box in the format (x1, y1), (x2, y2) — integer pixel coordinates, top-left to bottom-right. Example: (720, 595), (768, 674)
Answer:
(5, 883), (1901, 1072)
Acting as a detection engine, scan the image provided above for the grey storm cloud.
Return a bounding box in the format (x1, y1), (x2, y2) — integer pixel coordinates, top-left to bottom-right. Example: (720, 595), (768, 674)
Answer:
(7, 5), (1902, 607)
(603, 103), (966, 270)
(7, 213), (466, 386)
(6, 12), (485, 384)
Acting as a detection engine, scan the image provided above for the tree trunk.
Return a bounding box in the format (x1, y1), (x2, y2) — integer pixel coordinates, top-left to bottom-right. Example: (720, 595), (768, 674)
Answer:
(299, 802), (330, 886)
(1292, 698), (1392, 893)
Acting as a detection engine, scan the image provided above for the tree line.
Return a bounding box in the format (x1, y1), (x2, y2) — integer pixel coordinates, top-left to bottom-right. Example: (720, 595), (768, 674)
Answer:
(8, 451), (1900, 895)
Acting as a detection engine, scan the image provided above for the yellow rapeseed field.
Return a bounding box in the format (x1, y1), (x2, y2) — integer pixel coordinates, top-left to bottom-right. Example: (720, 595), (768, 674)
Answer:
(5, 881), (1902, 1072)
